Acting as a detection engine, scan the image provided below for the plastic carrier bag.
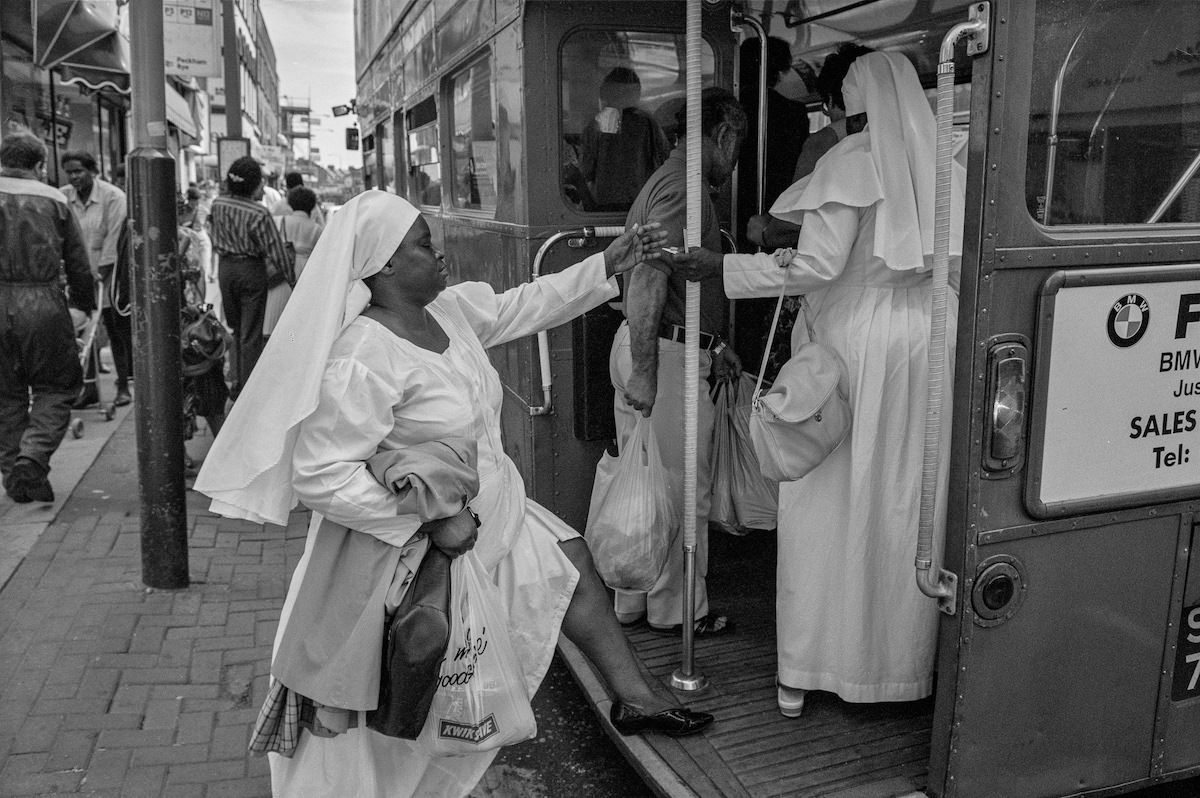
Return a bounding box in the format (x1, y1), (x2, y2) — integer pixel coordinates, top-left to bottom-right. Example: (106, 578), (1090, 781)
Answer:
(711, 374), (779, 533)
(585, 415), (677, 591)
(417, 551), (536, 755)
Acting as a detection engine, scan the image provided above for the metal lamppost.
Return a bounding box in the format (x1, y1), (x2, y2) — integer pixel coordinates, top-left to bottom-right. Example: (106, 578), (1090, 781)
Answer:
(129, 0), (188, 589)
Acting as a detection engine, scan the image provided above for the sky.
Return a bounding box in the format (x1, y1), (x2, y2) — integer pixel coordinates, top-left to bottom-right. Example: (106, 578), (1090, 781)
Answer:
(259, 0), (358, 170)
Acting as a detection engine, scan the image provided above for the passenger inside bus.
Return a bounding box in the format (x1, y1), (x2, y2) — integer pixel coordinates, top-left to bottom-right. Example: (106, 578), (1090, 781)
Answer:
(578, 67), (671, 212)
(608, 88), (747, 638)
(670, 50), (965, 719)
(560, 30), (717, 215)
(747, 43), (874, 252)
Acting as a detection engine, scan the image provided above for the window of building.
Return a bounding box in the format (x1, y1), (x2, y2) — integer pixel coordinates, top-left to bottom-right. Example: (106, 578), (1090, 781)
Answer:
(448, 55), (497, 213)
(406, 95), (441, 207)
(560, 29), (715, 213)
(1026, 0), (1200, 226)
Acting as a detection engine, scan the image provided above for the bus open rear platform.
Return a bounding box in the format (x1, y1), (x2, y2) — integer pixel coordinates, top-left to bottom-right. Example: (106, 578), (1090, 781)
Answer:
(558, 530), (933, 798)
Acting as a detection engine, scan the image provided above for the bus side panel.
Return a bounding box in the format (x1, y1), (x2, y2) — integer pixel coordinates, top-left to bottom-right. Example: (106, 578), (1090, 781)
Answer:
(528, 239), (614, 530)
(949, 521), (1176, 798)
(1162, 522), (1200, 773)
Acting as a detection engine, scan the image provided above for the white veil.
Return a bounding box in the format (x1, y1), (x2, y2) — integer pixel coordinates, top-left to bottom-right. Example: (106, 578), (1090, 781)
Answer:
(194, 190), (421, 525)
(841, 50), (964, 269)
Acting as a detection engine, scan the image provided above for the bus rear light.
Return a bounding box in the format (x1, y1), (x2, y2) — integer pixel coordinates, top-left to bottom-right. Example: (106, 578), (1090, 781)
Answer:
(983, 338), (1029, 475)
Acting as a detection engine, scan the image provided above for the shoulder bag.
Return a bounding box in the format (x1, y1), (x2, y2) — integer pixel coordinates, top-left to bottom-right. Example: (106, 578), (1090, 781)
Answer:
(749, 279), (852, 482)
(366, 545), (453, 739)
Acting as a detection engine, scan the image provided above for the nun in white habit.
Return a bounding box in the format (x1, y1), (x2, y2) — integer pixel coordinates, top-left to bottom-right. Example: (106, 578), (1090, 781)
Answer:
(195, 191), (711, 797)
(671, 51), (965, 715)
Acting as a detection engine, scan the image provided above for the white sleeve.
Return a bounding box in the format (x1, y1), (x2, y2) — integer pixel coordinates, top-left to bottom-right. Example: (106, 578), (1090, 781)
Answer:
(291, 358), (420, 546)
(447, 251), (618, 348)
(723, 202), (859, 299)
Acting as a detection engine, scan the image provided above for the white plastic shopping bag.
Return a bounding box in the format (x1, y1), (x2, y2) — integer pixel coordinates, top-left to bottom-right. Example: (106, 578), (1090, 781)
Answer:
(417, 551), (536, 755)
(585, 415), (677, 590)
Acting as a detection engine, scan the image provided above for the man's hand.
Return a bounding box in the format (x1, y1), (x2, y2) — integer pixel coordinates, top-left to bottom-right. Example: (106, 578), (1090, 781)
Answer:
(666, 247), (724, 282)
(421, 506), (479, 558)
(623, 370), (657, 417)
(710, 346), (742, 382)
(746, 214), (771, 248)
(604, 222), (668, 277)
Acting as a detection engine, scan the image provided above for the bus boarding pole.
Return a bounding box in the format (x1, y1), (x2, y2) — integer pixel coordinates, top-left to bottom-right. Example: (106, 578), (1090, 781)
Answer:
(671, 0), (707, 693)
(129, 0), (188, 590)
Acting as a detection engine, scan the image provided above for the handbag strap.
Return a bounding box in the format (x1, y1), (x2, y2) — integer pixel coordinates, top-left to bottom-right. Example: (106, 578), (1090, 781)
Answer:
(753, 282), (788, 404)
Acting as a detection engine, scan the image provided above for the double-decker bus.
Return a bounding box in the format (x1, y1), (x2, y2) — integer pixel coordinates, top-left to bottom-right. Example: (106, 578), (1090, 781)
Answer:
(351, 1), (1200, 795)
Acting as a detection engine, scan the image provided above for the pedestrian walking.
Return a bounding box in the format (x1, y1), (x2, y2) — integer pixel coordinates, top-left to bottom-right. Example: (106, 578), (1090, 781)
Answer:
(60, 150), (131, 408)
(0, 131), (95, 503)
(209, 156), (293, 400)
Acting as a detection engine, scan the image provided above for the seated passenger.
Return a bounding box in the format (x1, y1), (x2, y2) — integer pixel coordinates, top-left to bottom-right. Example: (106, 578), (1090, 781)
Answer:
(580, 67), (671, 212)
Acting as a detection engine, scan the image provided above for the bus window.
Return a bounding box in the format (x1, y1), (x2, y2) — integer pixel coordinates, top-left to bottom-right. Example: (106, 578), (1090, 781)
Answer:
(560, 29), (715, 214)
(1026, 0), (1200, 226)
(361, 131), (376, 190)
(449, 56), (497, 213)
(377, 120), (395, 193)
(406, 96), (441, 208)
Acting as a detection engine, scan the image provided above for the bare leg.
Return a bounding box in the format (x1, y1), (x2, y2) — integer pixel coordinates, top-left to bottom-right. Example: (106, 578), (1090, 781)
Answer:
(557, 538), (677, 713)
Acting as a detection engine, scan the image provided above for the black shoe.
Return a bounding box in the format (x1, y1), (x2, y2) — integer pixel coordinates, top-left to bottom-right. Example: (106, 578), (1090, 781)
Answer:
(610, 701), (713, 737)
(5, 459), (53, 503)
(72, 387), (100, 409)
(113, 388), (132, 407)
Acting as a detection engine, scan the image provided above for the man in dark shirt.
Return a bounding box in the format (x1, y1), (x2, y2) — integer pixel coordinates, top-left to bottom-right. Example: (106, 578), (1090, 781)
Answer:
(0, 132), (94, 503)
(605, 88), (746, 636)
(209, 156), (292, 399)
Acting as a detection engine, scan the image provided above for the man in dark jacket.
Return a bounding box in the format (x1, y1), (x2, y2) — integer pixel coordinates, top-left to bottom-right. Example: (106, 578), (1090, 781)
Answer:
(0, 132), (94, 503)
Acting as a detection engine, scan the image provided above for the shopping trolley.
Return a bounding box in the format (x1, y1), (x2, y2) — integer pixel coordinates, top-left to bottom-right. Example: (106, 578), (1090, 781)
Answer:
(70, 280), (116, 438)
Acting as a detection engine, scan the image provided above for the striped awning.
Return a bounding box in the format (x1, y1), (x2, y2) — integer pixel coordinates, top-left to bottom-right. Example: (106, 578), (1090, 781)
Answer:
(1, 0), (131, 94)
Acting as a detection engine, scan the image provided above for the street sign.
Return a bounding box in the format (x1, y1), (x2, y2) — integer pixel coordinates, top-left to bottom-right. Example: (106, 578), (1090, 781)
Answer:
(216, 137), (250, 180)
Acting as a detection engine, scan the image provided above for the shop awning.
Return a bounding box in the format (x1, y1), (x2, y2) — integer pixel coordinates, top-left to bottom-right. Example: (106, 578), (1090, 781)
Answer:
(165, 84), (199, 140)
(1, 0), (131, 94)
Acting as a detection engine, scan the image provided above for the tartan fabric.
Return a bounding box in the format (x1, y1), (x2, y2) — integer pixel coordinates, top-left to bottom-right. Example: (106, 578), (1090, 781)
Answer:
(248, 680), (359, 757)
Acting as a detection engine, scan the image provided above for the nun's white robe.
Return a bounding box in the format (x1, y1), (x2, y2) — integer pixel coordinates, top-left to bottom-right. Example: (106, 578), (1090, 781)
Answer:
(725, 133), (958, 703)
(269, 253), (616, 797)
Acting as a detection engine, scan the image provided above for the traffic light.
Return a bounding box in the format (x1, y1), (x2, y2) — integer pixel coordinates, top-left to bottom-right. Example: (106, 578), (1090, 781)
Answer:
(345, 127), (360, 150)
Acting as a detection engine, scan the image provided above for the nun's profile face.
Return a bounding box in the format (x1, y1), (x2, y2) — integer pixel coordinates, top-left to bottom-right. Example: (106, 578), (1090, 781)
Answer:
(382, 215), (447, 304)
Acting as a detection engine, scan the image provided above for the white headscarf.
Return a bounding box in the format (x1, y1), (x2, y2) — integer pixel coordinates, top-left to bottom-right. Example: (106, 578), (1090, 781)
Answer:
(194, 191), (421, 525)
(770, 50), (963, 270)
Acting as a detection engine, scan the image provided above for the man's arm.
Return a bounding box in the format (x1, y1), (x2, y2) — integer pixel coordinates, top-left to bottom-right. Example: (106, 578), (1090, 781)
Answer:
(622, 258), (669, 416)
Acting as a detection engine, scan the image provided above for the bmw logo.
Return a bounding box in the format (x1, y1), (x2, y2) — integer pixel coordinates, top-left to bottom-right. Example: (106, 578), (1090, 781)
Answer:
(1107, 293), (1150, 348)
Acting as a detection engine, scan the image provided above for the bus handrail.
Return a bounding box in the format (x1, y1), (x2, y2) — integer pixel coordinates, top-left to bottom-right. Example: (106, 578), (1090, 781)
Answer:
(915, 6), (988, 615)
(528, 226), (624, 416)
(1146, 149), (1200, 224)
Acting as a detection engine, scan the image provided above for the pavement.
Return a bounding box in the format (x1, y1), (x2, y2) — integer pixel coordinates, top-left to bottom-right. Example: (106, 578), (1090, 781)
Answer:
(0, 380), (622, 798)
(0, 393), (293, 798)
